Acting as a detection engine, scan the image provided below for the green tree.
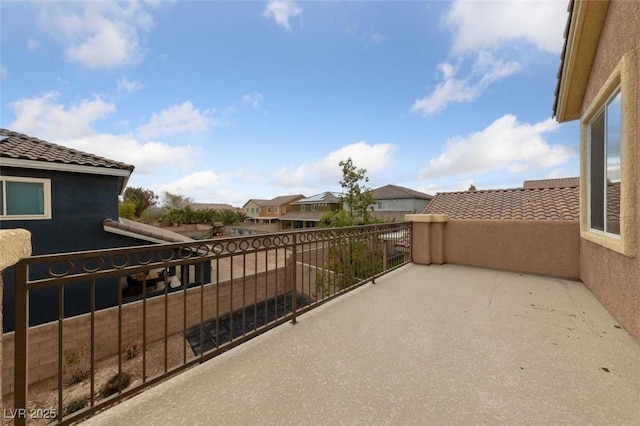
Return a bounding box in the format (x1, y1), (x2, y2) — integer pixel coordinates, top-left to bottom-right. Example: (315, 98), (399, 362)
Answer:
(118, 202), (136, 220)
(161, 191), (193, 210)
(468, 184), (477, 192)
(123, 187), (158, 218)
(320, 158), (377, 227)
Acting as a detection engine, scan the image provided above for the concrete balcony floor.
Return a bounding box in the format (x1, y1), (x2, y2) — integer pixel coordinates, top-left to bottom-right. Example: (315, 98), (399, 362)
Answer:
(85, 264), (640, 425)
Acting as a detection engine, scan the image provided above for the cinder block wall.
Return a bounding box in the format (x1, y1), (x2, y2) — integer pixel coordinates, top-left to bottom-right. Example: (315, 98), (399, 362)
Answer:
(2, 266), (290, 395)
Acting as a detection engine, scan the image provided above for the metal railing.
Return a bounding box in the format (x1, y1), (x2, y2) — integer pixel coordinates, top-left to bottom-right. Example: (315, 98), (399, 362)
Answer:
(10, 222), (411, 425)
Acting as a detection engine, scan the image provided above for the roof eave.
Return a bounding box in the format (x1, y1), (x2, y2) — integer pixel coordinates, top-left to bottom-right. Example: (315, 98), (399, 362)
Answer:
(555, 0), (610, 123)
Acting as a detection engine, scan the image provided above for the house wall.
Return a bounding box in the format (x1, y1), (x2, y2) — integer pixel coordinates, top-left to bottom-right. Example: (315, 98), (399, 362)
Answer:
(0, 168), (156, 332)
(374, 199), (429, 213)
(2, 266), (291, 395)
(578, 0), (640, 340)
(409, 216), (580, 280)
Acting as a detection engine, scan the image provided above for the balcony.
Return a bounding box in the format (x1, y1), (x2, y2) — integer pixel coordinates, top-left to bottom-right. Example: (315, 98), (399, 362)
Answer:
(3, 221), (640, 424)
(86, 263), (640, 425)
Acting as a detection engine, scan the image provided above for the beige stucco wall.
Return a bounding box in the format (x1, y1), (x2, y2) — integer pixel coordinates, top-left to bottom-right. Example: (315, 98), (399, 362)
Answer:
(444, 220), (580, 280)
(578, 0), (640, 340)
(409, 216), (580, 280)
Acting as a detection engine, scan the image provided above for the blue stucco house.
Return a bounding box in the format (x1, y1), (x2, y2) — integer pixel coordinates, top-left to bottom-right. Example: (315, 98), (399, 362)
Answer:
(0, 128), (208, 331)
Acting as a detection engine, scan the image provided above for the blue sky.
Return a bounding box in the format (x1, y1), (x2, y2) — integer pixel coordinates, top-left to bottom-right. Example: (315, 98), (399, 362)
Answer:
(1, 0), (578, 207)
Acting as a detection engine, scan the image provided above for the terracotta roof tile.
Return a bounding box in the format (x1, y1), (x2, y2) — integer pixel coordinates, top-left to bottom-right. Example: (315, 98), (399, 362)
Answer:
(0, 128), (134, 172)
(423, 186), (579, 221)
(523, 177), (579, 189)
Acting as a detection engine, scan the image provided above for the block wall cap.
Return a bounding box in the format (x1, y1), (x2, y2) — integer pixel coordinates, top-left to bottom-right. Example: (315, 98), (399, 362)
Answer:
(0, 229), (32, 270)
(405, 214), (449, 223)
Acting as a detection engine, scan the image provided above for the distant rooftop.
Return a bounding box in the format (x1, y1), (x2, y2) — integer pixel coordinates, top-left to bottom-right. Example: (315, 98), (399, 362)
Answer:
(372, 184), (432, 200)
(294, 192), (342, 204)
(424, 186), (579, 221)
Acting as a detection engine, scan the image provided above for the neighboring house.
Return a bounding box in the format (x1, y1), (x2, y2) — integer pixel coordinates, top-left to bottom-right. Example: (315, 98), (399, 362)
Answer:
(370, 184), (432, 222)
(423, 185), (580, 221)
(242, 194), (305, 224)
(280, 192), (342, 229)
(242, 199), (268, 222)
(553, 0), (640, 338)
(0, 128), (206, 330)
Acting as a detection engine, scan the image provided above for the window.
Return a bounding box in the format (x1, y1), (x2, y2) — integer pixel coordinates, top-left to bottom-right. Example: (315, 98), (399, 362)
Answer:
(589, 90), (621, 235)
(377, 201), (383, 209)
(267, 207), (272, 213)
(311, 204), (317, 211)
(0, 176), (51, 220)
(580, 52), (636, 256)
(275, 207), (279, 213)
(301, 205), (306, 211)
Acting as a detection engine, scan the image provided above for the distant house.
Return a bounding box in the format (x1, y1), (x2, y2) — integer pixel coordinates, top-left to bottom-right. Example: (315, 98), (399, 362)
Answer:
(0, 128), (208, 330)
(370, 184), (432, 222)
(553, 0), (640, 338)
(242, 194), (305, 224)
(242, 199), (268, 222)
(280, 192), (342, 229)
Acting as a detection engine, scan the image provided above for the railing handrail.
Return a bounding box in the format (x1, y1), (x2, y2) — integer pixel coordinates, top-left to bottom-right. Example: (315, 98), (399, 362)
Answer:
(11, 222), (412, 425)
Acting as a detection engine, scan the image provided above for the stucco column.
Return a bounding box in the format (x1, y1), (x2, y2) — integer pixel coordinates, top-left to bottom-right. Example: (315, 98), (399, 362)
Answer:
(0, 229), (32, 422)
(405, 214), (448, 265)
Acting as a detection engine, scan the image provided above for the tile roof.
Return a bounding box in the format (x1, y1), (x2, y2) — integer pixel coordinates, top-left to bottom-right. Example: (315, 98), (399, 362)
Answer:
(523, 177), (579, 189)
(104, 218), (193, 243)
(423, 186), (579, 221)
(294, 192), (342, 204)
(0, 128), (134, 172)
(372, 184), (432, 200)
(267, 194), (305, 206)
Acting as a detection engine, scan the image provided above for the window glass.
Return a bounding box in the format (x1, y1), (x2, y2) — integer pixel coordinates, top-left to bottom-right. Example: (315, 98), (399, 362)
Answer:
(589, 89), (621, 235)
(6, 181), (45, 215)
(606, 92), (621, 234)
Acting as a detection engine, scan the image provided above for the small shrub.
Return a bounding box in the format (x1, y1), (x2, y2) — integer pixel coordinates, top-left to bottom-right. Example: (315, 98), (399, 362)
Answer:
(124, 344), (140, 360)
(101, 372), (132, 398)
(64, 347), (91, 385)
(64, 395), (89, 415)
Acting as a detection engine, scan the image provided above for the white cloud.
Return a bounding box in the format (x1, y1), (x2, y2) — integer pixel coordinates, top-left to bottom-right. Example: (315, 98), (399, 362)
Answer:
(161, 170), (225, 199)
(273, 141), (396, 187)
(418, 114), (574, 178)
(9, 91), (115, 139)
(243, 91), (264, 109)
(136, 101), (214, 139)
(445, 0), (567, 55)
(411, 1), (567, 116)
(0, 66), (7, 80)
(38, 2), (155, 69)
(7, 92), (195, 174)
(417, 179), (476, 195)
(117, 77), (144, 96)
(263, 1), (302, 31)
(412, 51), (521, 116)
(66, 133), (195, 174)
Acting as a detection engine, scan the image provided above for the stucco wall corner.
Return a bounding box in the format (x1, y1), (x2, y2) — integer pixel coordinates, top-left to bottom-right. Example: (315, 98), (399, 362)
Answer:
(0, 229), (32, 271)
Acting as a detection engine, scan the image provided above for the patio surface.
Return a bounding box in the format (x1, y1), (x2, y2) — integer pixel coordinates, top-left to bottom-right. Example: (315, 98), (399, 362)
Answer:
(85, 264), (640, 425)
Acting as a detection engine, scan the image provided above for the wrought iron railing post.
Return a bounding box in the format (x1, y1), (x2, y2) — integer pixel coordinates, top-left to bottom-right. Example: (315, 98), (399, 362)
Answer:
(291, 233), (298, 324)
(14, 260), (28, 426)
